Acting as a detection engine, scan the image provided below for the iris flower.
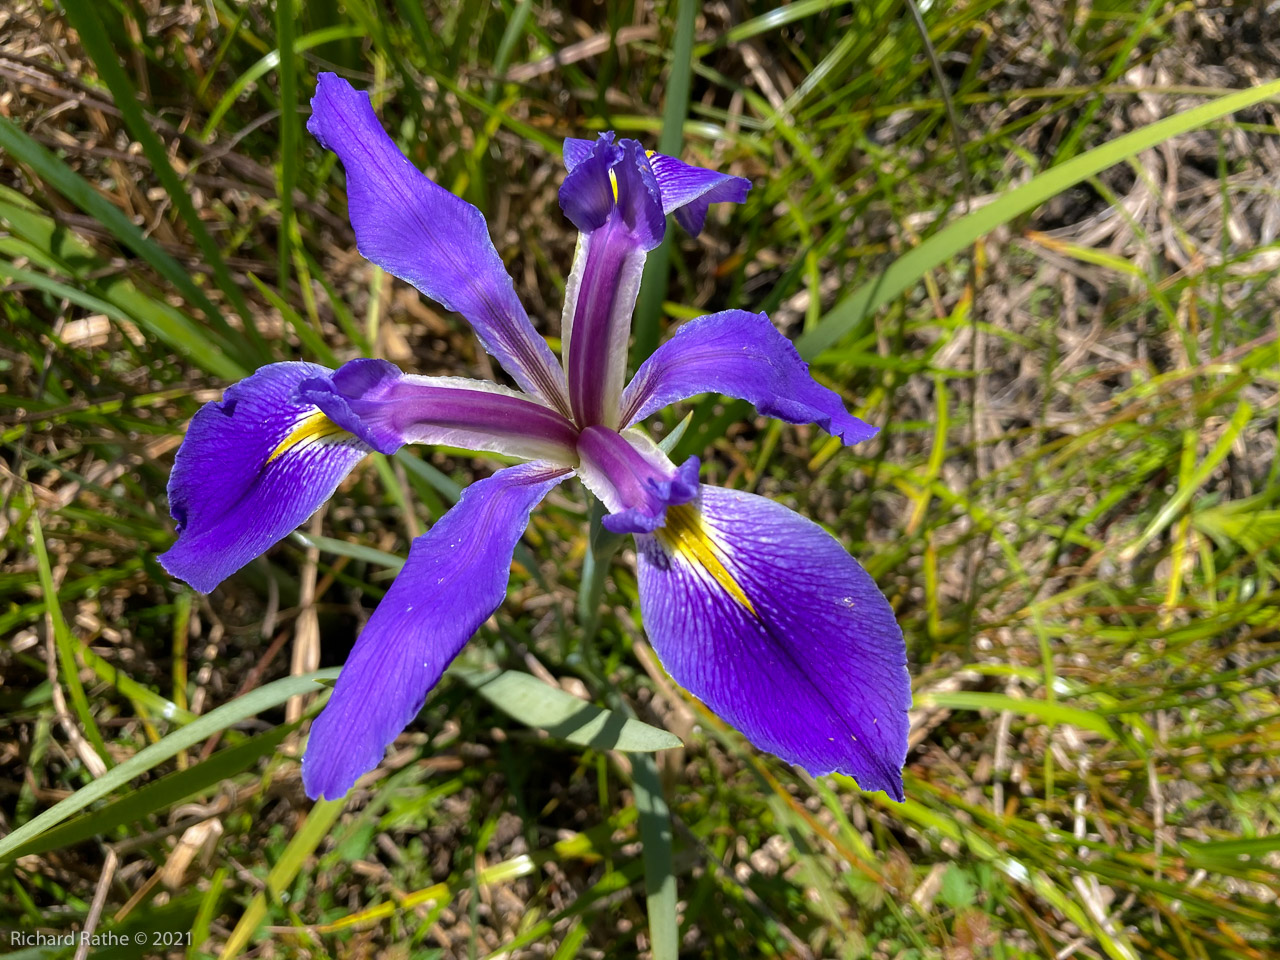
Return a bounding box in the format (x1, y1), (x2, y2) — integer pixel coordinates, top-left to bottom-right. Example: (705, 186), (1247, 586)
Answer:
(160, 73), (910, 802)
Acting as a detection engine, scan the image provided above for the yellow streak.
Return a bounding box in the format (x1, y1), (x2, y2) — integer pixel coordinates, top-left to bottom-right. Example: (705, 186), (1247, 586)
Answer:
(658, 504), (757, 617)
(267, 410), (348, 463)
(607, 168), (619, 204)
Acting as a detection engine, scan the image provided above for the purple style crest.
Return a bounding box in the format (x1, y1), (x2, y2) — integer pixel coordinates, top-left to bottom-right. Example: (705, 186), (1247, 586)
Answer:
(160, 72), (910, 802)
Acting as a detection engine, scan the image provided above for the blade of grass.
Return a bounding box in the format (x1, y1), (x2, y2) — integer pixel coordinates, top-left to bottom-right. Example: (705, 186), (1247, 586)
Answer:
(59, 0), (268, 360)
(693, 0), (855, 55)
(429, 70), (562, 154)
(0, 669), (339, 860)
(492, 0), (534, 83)
(201, 25), (367, 137)
(275, 0), (299, 294)
(1182, 834), (1280, 860)
(190, 866), (228, 957)
(0, 261), (136, 328)
(0, 129), (250, 374)
(919, 690), (1118, 740)
(633, 753), (678, 960)
(632, 0), (699, 363)
(75, 641), (197, 728)
(290, 531), (406, 570)
(313, 810), (637, 934)
(1053, 0), (1165, 164)
(247, 273), (339, 366)
(27, 495), (111, 767)
(1124, 399), (1252, 559)
(452, 668), (683, 752)
(0, 196), (246, 380)
(217, 797), (346, 958)
(395, 449), (463, 503)
(8, 722), (300, 860)
(797, 78), (1280, 358)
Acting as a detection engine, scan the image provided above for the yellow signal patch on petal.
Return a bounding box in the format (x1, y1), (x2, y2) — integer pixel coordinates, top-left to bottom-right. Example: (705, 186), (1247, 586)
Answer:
(657, 503), (757, 617)
(607, 167), (619, 204)
(267, 410), (349, 464)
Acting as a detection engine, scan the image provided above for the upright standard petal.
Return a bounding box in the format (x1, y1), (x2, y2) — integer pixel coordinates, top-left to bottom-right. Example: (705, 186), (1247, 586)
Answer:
(621, 309), (877, 446)
(563, 137), (750, 235)
(308, 73), (568, 413)
(558, 136), (664, 427)
(299, 358), (580, 464)
(575, 426), (699, 534)
(159, 363), (370, 593)
(646, 151), (750, 235)
(634, 486), (910, 800)
(302, 461), (571, 800)
(561, 137), (595, 171)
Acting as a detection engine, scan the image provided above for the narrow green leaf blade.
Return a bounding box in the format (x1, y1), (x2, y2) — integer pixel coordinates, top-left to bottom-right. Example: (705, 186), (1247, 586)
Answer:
(633, 0), (699, 361)
(797, 78), (1280, 358)
(291, 531), (406, 570)
(218, 797), (346, 958)
(452, 668), (683, 752)
(0, 149), (249, 379)
(0, 670), (339, 860)
(657, 411), (694, 454)
(1127, 399), (1252, 557)
(1183, 834), (1280, 860)
(27, 496), (110, 765)
(7, 722), (299, 859)
(275, 0), (299, 292)
(58, 0), (266, 360)
(920, 691), (1118, 740)
(634, 753), (679, 960)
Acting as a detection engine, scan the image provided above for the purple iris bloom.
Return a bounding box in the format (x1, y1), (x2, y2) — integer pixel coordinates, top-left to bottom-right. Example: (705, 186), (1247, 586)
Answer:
(159, 73), (911, 802)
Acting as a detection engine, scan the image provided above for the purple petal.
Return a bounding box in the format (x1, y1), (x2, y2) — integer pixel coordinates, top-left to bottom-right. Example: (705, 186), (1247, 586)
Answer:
(159, 363), (369, 593)
(647, 151), (751, 235)
(558, 133), (619, 233)
(302, 461), (571, 800)
(562, 137), (594, 172)
(621, 309), (877, 446)
(558, 137), (664, 426)
(635, 486), (910, 800)
(558, 134), (664, 248)
(576, 426), (698, 534)
(308, 74), (568, 412)
(561, 215), (646, 427)
(298, 358), (579, 464)
(563, 135), (750, 235)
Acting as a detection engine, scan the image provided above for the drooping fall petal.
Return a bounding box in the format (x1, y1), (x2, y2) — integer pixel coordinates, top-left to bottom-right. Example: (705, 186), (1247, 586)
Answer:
(634, 485), (910, 800)
(161, 358), (580, 594)
(302, 461), (572, 800)
(160, 362), (371, 593)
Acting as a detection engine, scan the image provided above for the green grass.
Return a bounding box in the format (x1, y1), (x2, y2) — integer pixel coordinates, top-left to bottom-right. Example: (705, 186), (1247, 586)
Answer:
(3, 0), (1280, 957)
